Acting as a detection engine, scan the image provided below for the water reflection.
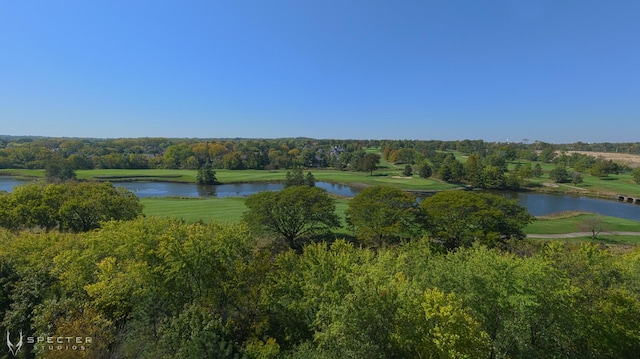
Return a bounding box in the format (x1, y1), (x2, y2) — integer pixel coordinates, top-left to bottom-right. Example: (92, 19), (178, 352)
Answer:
(498, 191), (640, 221)
(194, 183), (285, 198)
(0, 177), (32, 192)
(119, 182), (286, 198)
(315, 181), (361, 197)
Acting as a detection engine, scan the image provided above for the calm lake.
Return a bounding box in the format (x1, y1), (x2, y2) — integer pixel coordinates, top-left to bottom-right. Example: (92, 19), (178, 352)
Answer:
(0, 178), (360, 198)
(2, 177), (640, 220)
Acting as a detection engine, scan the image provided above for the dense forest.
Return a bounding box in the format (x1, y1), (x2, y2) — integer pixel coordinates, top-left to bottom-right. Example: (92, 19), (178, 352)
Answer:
(1, 217), (640, 359)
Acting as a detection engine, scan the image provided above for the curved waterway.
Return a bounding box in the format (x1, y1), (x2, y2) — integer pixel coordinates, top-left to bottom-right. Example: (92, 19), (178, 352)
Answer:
(0, 177), (360, 198)
(495, 191), (640, 221)
(115, 181), (361, 198)
(2, 177), (640, 220)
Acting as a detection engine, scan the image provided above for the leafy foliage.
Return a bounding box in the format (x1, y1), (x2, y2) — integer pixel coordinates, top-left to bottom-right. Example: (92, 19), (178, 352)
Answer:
(421, 191), (534, 249)
(345, 186), (419, 246)
(196, 161), (217, 184)
(418, 163), (432, 178)
(360, 153), (380, 175)
(632, 167), (640, 184)
(0, 181), (143, 232)
(0, 218), (639, 358)
(45, 156), (77, 182)
(549, 166), (572, 183)
(402, 164), (413, 177)
(243, 186), (340, 249)
(284, 168), (315, 188)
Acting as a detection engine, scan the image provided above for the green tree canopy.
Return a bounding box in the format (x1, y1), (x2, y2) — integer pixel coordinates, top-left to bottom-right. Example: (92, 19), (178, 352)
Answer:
(421, 190), (534, 249)
(418, 163), (432, 178)
(345, 186), (419, 246)
(0, 181), (143, 232)
(549, 166), (572, 183)
(195, 161), (217, 185)
(243, 186), (340, 249)
(45, 157), (77, 182)
(402, 164), (413, 177)
(632, 167), (640, 184)
(360, 153), (381, 175)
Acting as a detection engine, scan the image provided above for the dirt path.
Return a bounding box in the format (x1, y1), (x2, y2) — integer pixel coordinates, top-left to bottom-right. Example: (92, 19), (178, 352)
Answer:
(527, 231), (640, 238)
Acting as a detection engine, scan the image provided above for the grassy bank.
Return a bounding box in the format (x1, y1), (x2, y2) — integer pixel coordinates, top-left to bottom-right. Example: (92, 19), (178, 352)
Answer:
(142, 196), (351, 225)
(523, 211), (640, 234)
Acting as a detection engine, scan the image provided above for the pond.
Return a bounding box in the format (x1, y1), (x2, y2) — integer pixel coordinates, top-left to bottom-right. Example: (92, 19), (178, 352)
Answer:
(0, 177), (361, 198)
(2, 177), (640, 220)
(495, 191), (640, 221)
(111, 181), (362, 198)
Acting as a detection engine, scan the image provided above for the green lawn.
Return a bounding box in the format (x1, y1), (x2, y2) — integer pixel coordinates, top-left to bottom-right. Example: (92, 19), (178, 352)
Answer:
(142, 196), (353, 227)
(524, 212), (640, 234)
(142, 197), (247, 223)
(536, 235), (640, 245)
(0, 169), (46, 178)
(79, 169), (197, 182)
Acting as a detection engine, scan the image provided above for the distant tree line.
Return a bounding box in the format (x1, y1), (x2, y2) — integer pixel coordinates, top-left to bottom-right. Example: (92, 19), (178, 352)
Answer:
(0, 137), (388, 173)
(384, 141), (637, 189)
(2, 136), (640, 190)
(2, 136), (639, 172)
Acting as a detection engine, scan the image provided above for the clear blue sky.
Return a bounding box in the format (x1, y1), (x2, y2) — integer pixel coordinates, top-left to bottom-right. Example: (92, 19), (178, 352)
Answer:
(1, 1), (639, 143)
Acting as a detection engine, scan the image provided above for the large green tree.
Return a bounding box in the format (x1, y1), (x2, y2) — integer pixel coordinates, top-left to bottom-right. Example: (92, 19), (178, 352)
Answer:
(418, 163), (432, 178)
(421, 190), (534, 249)
(0, 181), (143, 232)
(360, 153), (381, 175)
(549, 166), (572, 183)
(243, 186), (340, 249)
(631, 167), (640, 184)
(45, 157), (77, 182)
(345, 186), (419, 246)
(195, 161), (217, 185)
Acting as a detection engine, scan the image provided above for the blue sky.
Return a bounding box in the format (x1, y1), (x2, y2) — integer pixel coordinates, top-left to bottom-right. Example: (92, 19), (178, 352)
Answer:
(1, 1), (639, 143)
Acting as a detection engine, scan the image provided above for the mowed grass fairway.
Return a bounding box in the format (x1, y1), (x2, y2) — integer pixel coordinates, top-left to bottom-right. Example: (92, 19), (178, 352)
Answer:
(142, 196), (353, 230)
(142, 197), (248, 223)
(78, 169), (197, 182)
(524, 212), (640, 234)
